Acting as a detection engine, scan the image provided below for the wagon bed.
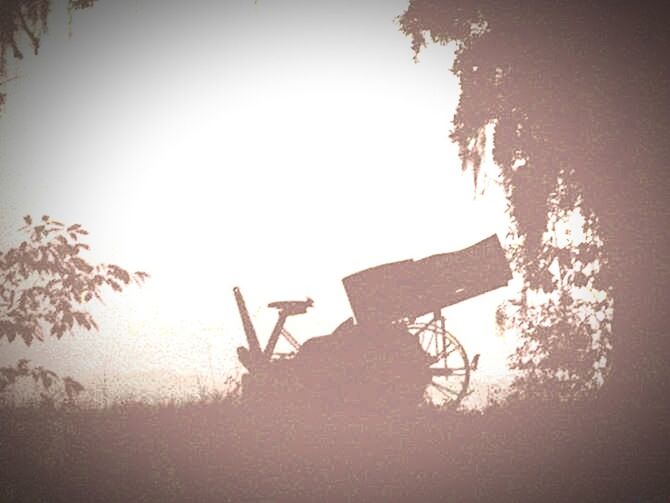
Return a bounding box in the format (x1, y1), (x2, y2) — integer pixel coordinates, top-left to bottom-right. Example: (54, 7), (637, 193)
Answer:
(342, 234), (512, 326)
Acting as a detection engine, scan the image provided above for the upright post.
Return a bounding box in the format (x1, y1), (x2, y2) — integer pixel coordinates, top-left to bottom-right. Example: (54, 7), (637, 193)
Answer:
(233, 287), (263, 357)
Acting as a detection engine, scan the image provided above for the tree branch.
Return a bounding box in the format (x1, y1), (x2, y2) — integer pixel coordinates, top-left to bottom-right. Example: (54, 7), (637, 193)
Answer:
(17, 6), (40, 55)
(9, 36), (24, 60)
(0, 75), (20, 85)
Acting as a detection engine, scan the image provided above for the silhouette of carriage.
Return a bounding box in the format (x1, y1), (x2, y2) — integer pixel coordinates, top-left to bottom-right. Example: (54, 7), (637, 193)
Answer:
(234, 235), (511, 409)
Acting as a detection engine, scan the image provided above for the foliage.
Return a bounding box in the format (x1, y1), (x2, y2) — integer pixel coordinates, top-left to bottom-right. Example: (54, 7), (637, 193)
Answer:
(398, 2), (617, 399)
(0, 358), (84, 407)
(0, 0), (98, 107)
(0, 392), (664, 501)
(0, 215), (148, 345)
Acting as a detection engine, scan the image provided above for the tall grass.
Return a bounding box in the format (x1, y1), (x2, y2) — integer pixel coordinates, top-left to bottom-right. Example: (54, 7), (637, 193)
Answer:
(1, 390), (667, 502)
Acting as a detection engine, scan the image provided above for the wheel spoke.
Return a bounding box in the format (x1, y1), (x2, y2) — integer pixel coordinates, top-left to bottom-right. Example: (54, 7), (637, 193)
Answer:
(429, 342), (456, 364)
(409, 322), (470, 408)
(425, 331), (435, 352)
(411, 323), (433, 340)
(432, 381), (460, 397)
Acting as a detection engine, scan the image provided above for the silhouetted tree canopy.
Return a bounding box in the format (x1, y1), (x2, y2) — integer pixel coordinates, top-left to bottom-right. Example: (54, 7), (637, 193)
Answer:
(0, 215), (147, 404)
(0, 0), (97, 107)
(398, 1), (669, 407)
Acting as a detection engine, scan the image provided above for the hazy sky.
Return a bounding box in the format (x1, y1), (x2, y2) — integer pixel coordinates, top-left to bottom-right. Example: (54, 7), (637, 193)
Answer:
(0, 0), (515, 398)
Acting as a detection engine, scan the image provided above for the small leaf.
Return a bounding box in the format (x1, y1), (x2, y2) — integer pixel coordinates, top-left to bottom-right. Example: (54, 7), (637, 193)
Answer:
(72, 257), (93, 273)
(63, 376), (85, 397)
(108, 265), (130, 284)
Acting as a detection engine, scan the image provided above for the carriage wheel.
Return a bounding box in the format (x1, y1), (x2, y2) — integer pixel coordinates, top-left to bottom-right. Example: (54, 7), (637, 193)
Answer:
(407, 320), (470, 408)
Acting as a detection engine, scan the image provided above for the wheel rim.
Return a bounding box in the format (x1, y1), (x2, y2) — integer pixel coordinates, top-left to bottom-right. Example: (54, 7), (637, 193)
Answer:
(407, 321), (470, 408)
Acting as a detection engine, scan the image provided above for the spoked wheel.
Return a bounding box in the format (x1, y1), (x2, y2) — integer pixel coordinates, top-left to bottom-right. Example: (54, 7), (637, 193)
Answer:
(407, 320), (470, 408)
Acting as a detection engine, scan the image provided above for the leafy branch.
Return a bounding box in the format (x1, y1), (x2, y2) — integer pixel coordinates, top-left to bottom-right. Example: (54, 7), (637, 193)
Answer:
(0, 358), (85, 407)
(0, 0), (98, 109)
(0, 215), (149, 345)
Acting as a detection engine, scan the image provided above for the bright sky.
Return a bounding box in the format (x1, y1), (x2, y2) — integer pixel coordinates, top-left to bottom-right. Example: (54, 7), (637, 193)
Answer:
(0, 0), (516, 402)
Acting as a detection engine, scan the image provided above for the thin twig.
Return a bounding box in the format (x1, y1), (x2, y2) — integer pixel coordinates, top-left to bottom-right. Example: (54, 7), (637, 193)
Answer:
(0, 75), (20, 86)
(17, 6), (40, 55)
(10, 36), (24, 60)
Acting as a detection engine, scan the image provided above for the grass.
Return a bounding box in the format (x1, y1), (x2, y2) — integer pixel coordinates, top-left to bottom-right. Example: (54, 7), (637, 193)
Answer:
(0, 390), (668, 502)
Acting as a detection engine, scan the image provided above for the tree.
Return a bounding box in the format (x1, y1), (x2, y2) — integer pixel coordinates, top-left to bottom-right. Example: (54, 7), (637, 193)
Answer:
(0, 0), (97, 108)
(1, 215), (148, 345)
(0, 215), (147, 403)
(501, 181), (612, 400)
(398, 1), (669, 408)
(0, 358), (84, 407)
